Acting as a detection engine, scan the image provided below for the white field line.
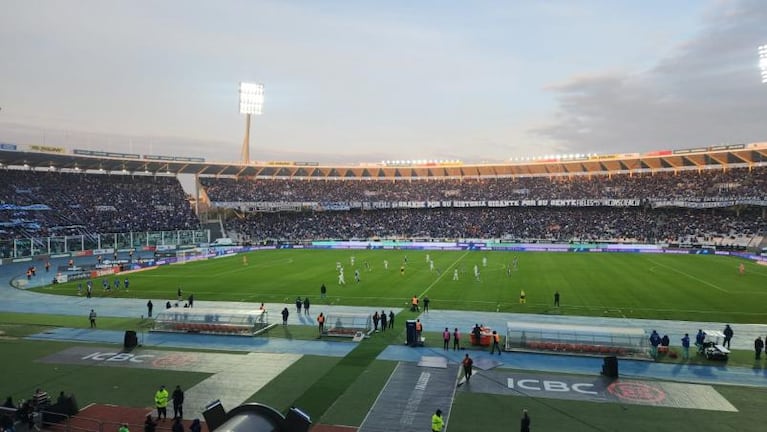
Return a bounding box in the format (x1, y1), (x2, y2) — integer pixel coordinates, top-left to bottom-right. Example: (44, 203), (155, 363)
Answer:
(647, 258), (729, 293)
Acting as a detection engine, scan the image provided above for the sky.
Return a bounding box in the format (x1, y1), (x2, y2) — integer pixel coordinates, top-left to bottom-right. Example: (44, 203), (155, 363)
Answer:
(0, 0), (765, 165)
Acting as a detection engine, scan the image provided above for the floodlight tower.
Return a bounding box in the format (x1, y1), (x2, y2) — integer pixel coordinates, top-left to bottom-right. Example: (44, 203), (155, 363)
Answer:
(760, 45), (767, 84)
(239, 82), (264, 164)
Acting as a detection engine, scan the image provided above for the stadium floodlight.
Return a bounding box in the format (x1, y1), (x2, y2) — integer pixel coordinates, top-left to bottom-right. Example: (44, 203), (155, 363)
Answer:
(239, 82), (264, 115)
(760, 45), (767, 84)
(239, 82), (264, 164)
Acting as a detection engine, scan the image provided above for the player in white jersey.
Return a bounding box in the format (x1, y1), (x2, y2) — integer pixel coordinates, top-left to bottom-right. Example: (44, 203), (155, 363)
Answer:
(350, 256), (355, 266)
(453, 269), (459, 280)
(482, 256), (487, 267)
(429, 260), (435, 272)
(338, 272), (346, 285)
(384, 259), (389, 270)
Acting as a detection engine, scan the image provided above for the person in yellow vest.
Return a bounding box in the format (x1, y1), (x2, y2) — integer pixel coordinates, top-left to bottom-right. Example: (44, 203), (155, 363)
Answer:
(154, 385), (169, 421)
(431, 408), (444, 432)
(317, 312), (325, 336)
(519, 289), (526, 304)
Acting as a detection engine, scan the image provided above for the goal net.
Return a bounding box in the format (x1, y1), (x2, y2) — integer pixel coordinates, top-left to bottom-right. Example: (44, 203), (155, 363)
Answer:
(174, 247), (207, 265)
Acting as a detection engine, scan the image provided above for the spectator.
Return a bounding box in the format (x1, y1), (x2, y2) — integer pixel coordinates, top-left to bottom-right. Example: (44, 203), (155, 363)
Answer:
(189, 419), (202, 432)
(144, 414), (157, 432)
(171, 417), (184, 432)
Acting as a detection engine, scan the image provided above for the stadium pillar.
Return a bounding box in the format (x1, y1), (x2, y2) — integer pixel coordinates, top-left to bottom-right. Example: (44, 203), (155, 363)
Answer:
(241, 113), (251, 164)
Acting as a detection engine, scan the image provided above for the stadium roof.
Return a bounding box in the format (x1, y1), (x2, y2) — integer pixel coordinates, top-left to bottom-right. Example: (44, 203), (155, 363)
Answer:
(0, 142), (766, 179)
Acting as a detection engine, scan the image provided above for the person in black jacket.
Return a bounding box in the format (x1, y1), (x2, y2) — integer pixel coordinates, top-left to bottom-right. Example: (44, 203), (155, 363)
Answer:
(520, 408), (531, 432)
(172, 385), (184, 419)
(723, 325), (734, 349)
(755, 336), (764, 360)
(281, 307), (289, 325)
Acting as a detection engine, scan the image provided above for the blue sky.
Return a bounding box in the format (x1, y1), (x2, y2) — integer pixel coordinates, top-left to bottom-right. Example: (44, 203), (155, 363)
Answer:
(0, 0), (765, 164)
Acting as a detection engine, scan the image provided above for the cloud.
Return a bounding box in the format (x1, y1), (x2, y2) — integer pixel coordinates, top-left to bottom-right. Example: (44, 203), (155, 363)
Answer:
(530, 0), (767, 154)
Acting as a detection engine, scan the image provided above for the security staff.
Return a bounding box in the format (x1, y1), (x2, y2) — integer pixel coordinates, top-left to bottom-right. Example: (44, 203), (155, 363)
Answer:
(154, 385), (169, 420)
(431, 409), (444, 432)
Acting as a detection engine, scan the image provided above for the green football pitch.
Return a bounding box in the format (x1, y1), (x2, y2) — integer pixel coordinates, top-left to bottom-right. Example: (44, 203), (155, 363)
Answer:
(41, 249), (767, 323)
(15, 249), (767, 432)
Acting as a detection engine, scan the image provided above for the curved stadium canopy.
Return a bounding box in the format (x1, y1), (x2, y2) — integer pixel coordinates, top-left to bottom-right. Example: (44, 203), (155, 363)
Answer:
(0, 142), (765, 179)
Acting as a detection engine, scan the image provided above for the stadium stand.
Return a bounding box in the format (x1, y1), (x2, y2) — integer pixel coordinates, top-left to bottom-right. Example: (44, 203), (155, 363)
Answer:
(199, 167), (767, 244)
(0, 170), (199, 240)
(201, 166), (767, 202)
(1, 166), (765, 248)
(223, 207), (765, 245)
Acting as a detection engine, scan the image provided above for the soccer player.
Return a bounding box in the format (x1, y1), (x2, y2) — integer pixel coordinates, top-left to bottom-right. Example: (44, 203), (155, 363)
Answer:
(354, 269), (361, 283)
(519, 289), (526, 304)
(513, 256), (519, 271)
(482, 256), (487, 267)
(350, 256), (355, 266)
(243, 255), (248, 265)
(338, 270), (346, 285)
(453, 269), (459, 280)
(400, 264), (405, 276)
(429, 260), (435, 272)
(426, 253), (430, 263)
(739, 263), (745, 275)
(383, 259), (389, 270)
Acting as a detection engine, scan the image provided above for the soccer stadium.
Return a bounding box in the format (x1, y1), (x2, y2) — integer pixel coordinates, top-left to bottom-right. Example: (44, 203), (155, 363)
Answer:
(1, 141), (767, 432)
(2, 2), (767, 432)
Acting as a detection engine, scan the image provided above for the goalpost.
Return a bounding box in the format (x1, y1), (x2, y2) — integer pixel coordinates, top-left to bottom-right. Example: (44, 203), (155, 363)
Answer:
(174, 248), (208, 265)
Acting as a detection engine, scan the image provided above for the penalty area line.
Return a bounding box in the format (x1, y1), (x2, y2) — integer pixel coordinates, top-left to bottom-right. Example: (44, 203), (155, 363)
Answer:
(647, 258), (729, 293)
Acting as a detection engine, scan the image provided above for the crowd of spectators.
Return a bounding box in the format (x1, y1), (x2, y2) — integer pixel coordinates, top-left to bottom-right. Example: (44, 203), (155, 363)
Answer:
(227, 207), (766, 244)
(1, 388), (78, 431)
(203, 167), (767, 243)
(201, 166), (767, 203)
(2, 165), (766, 246)
(0, 170), (199, 241)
